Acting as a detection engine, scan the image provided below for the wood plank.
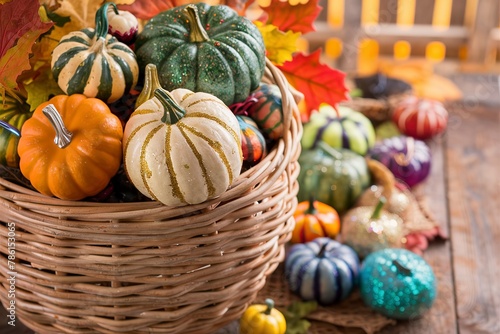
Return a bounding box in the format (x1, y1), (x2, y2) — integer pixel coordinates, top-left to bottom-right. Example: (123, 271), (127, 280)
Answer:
(450, 0), (467, 26)
(379, 0), (398, 24)
(446, 103), (500, 334)
(467, 0), (499, 62)
(414, 0), (435, 25)
(378, 133), (457, 333)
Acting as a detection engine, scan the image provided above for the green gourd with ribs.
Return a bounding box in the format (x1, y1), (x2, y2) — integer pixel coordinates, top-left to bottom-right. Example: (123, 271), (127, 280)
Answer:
(134, 3), (266, 106)
(297, 141), (371, 214)
(0, 93), (32, 167)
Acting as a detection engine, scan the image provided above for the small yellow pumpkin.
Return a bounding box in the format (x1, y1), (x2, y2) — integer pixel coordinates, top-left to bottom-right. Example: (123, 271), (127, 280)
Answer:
(123, 86), (242, 206)
(17, 94), (123, 200)
(240, 299), (286, 334)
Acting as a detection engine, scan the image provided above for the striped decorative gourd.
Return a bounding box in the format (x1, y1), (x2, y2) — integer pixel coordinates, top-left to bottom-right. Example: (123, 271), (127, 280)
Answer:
(0, 94), (31, 167)
(301, 104), (375, 156)
(285, 237), (360, 305)
(247, 83), (284, 140)
(123, 88), (243, 207)
(236, 115), (266, 169)
(392, 95), (448, 140)
(51, 3), (138, 103)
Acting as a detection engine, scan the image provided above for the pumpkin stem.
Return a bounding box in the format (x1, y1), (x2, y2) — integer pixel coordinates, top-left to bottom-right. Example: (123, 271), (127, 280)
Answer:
(317, 140), (343, 160)
(305, 196), (318, 215)
(95, 2), (118, 40)
(393, 136), (415, 167)
(317, 243), (329, 258)
(184, 4), (210, 43)
(42, 104), (73, 149)
(392, 259), (412, 276)
(333, 105), (341, 118)
(154, 89), (186, 125)
(370, 196), (387, 220)
(263, 298), (275, 315)
(229, 94), (258, 116)
(0, 120), (21, 137)
(137, 64), (163, 108)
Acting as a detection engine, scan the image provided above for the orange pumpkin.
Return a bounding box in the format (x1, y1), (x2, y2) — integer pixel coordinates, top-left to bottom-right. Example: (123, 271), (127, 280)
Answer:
(18, 94), (123, 200)
(292, 197), (341, 243)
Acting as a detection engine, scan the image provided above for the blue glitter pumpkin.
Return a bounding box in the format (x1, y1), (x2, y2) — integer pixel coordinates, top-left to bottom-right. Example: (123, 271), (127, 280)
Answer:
(285, 237), (360, 306)
(360, 249), (437, 320)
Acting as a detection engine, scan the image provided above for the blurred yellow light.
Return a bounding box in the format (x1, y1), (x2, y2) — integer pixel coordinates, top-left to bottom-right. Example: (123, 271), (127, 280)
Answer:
(433, 0), (452, 28)
(326, 38), (343, 59)
(362, 0), (380, 25)
(328, 0), (344, 28)
(397, 0), (416, 27)
(358, 39), (379, 75)
(426, 42), (446, 62)
(296, 37), (309, 53)
(394, 41), (411, 60)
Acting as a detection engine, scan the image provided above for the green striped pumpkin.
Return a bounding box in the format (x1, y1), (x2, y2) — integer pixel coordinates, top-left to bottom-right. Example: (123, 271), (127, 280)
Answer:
(302, 104), (375, 156)
(123, 88), (243, 207)
(297, 141), (370, 214)
(51, 3), (138, 103)
(237, 115), (267, 169)
(247, 83), (284, 140)
(0, 94), (32, 167)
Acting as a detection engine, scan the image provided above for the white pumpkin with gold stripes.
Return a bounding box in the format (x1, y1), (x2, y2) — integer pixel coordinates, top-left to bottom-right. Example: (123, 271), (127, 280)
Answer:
(123, 87), (243, 207)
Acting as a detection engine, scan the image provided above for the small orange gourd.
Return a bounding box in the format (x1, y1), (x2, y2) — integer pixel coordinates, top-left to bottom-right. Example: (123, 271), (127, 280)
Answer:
(292, 197), (341, 243)
(17, 94), (123, 200)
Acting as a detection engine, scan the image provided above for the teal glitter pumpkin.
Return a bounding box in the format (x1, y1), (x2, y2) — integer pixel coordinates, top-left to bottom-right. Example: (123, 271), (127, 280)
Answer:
(360, 249), (437, 320)
(134, 3), (266, 106)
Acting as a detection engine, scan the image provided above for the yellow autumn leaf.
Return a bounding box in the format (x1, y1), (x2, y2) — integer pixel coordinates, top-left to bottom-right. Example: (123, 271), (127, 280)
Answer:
(30, 0), (105, 77)
(255, 22), (300, 66)
(25, 68), (64, 111)
(53, 0), (104, 31)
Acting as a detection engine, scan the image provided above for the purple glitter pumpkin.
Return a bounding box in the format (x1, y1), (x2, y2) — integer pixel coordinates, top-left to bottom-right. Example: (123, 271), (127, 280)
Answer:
(368, 136), (431, 187)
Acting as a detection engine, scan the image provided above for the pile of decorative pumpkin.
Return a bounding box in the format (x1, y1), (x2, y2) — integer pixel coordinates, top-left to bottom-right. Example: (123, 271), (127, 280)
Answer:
(278, 73), (449, 326)
(0, 2), (287, 206)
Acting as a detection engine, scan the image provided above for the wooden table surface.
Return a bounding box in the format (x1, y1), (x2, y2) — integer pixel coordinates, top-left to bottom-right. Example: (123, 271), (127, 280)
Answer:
(1, 93), (499, 333)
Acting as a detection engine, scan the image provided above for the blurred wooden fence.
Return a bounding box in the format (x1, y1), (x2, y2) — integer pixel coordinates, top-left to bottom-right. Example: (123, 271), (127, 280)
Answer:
(291, 0), (499, 73)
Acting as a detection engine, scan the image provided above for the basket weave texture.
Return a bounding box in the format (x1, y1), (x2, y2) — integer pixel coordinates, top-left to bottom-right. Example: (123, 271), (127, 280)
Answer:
(0, 59), (303, 334)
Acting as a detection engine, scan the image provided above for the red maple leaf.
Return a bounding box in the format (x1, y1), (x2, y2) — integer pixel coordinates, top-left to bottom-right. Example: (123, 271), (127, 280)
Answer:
(120, 0), (257, 20)
(278, 50), (349, 122)
(0, 0), (53, 58)
(260, 0), (322, 34)
(0, 0), (53, 97)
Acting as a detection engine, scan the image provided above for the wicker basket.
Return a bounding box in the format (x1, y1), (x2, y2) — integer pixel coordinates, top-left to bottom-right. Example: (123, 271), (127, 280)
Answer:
(0, 59), (303, 334)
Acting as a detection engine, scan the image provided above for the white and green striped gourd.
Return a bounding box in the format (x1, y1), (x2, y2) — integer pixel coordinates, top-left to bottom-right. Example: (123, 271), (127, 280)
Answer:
(51, 2), (138, 103)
